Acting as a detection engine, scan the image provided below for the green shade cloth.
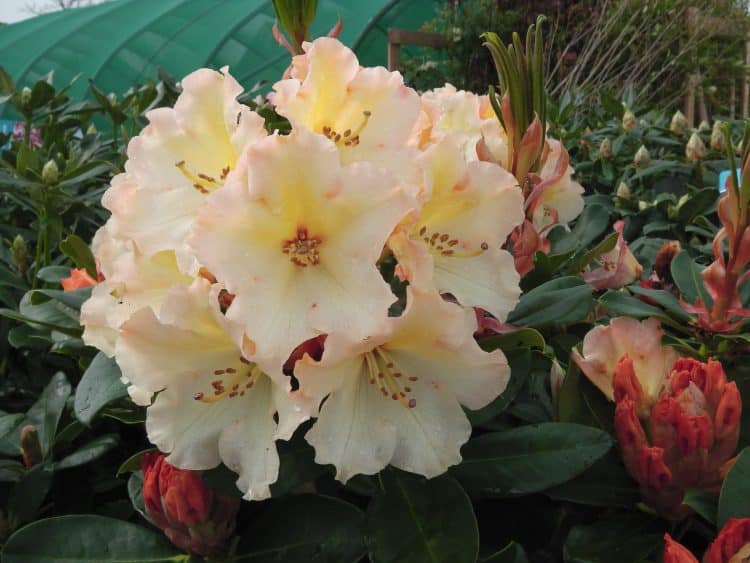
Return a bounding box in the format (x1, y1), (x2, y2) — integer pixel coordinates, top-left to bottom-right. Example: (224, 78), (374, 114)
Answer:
(0, 0), (439, 118)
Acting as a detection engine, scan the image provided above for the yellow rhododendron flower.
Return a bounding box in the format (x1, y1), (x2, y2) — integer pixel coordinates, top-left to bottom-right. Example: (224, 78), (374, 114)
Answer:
(296, 288), (509, 481)
(272, 37), (421, 181)
(190, 127), (415, 373)
(116, 279), (310, 501)
(389, 134), (523, 320)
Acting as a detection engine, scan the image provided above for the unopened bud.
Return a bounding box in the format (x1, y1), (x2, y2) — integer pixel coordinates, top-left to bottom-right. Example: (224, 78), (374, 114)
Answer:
(616, 182), (630, 199)
(685, 132), (707, 162)
(107, 93), (117, 106)
(599, 137), (613, 159)
(654, 240), (681, 285)
(634, 145), (651, 169)
(698, 120), (710, 132)
(549, 360), (565, 405)
(669, 110), (688, 135)
(41, 160), (59, 184)
(142, 452), (239, 556)
(20, 425), (43, 467)
(711, 121), (727, 152)
(622, 110), (637, 132)
(10, 235), (28, 275)
(20, 87), (31, 106)
(86, 124), (97, 135)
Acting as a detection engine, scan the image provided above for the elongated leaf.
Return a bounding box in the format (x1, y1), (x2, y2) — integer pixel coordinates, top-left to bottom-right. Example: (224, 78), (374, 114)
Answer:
(507, 277), (593, 328)
(598, 290), (679, 328)
(74, 352), (127, 425)
(479, 329), (545, 352)
(671, 250), (711, 306)
(557, 361), (614, 433)
(7, 464), (53, 526)
(367, 471), (478, 563)
(59, 234), (96, 278)
(127, 471), (148, 520)
(56, 434), (119, 470)
(235, 494), (365, 562)
(718, 447), (750, 527)
(2, 515), (184, 562)
(551, 204), (610, 254)
(22, 372), (71, 457)
(452, 423), (612, 496)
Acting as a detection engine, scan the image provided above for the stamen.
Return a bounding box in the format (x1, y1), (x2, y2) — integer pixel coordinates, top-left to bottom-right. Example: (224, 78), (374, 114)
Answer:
(193, 360), (262, 404)
(176, 161), (225, 194)
(417, 225), (489, 258)
(282, 226), (323, 267)
(363, 348), (418, 409)
(321, 110), (372, 148)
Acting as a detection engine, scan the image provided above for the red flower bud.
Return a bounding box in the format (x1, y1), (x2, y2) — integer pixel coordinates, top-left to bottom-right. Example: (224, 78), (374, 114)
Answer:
(704, 518), (750, 563)
(663, 534), (698, 563)
(141, 452), (239, 556)
(613, 356), (741, 518)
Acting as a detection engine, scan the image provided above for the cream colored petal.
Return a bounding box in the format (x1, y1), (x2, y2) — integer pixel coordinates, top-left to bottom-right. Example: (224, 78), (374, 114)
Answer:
(304, 357), (399, 482)
(386, 288), (509, 409)
(432, 246), (520, 321)
(272, 37), (359, 134)
(218, 375), (279, 500)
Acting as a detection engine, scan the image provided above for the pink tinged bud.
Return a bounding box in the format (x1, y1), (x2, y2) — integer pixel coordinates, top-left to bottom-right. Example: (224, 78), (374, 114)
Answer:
(582, 220), (643, 290)
(704, 518), (750, 563)
(686, 132), (708, 162)
(663, 534), (699, 563)
(514, 117), (544, 184)
(141, 452), (239, 556)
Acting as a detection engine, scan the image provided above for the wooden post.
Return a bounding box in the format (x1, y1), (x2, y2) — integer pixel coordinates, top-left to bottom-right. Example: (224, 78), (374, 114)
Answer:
(744, 35), (750, 119)
(730, 80), (736, 120)
(387, 29), (449, 72)
(685, 73), (699, 128)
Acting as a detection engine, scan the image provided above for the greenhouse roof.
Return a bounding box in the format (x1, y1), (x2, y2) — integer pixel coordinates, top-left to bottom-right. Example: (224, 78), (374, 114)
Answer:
(0, 0), (439, 116)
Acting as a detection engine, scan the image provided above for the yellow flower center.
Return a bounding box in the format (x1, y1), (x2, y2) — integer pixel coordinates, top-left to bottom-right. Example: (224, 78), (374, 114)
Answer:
(192, 356), (261, 403)
(322, 110), (371, 148)
(175, 160), (230, 194)
(282, 227), (322, 268)
(417, 225), (488, 258)
(364, 348), (417, 409)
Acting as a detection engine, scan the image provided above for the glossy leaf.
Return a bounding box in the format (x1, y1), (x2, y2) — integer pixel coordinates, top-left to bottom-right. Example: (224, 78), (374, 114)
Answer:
(563, 513), (663, 563)
(671, 250), (711, 306)
(452, 423), (613, 496)
(507, 277), (593, 328)
(2, 515), (184, 562)
(59, 234), (97, 279)
(366, 471), (478, 563)
(22, 372), (71, 457)
(74, 352), (127, 425)
(55, 434), (119, 470)
(235, 494), (365, 562)
(718, 447), (750, 527)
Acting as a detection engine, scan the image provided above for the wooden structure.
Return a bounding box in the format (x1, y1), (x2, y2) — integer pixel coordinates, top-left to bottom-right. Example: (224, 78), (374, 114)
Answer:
(387, 28), (449, 71)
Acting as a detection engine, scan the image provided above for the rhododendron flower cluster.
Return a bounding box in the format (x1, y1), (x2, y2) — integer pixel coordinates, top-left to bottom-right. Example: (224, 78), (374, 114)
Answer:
(77, 38), (566, 499)
(573, 318), (742, 517)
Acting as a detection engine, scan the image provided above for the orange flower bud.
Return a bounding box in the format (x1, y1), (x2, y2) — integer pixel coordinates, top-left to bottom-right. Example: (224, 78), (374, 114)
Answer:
(704, 518), (750, 563)
(60, 268), (97, 292)
(663, 534), (698, 563)
(141, 452), (239, 556)
(609, 355), (740, 518)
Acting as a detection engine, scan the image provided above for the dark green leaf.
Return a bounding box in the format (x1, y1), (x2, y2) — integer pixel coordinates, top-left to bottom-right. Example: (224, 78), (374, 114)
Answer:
(563, 513), (663, 563)
(117, 448), (154, 477)
(8, 464), (53, 526)
(718, 447), (750, 527)
(551, 204), (610, 255)
(566, 231), (619, 275)
(545, 451), (637, 507)
(2, 515), (184, 562)
(235, 494), (365, 562)
(452, 423), (613, 496)
(0, 459), (25, 482)
(507, 277), (593, 328)
(22, 372), (71, 457)
(676, 188), (718, 224)
(366, 471), (477, 563)
(55, 434), (119, 470)
(557, 361), (615, 433)
(598, 290), (680, 328)
(74, 352), (127, 425)
(59, 235), (96, 278)
(671, 250), (711, 306)
(684, 489), (717, 525)
(479, 329), (545, 353)
(36, 266), (74, 284)
(127, 471), (148, 520)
